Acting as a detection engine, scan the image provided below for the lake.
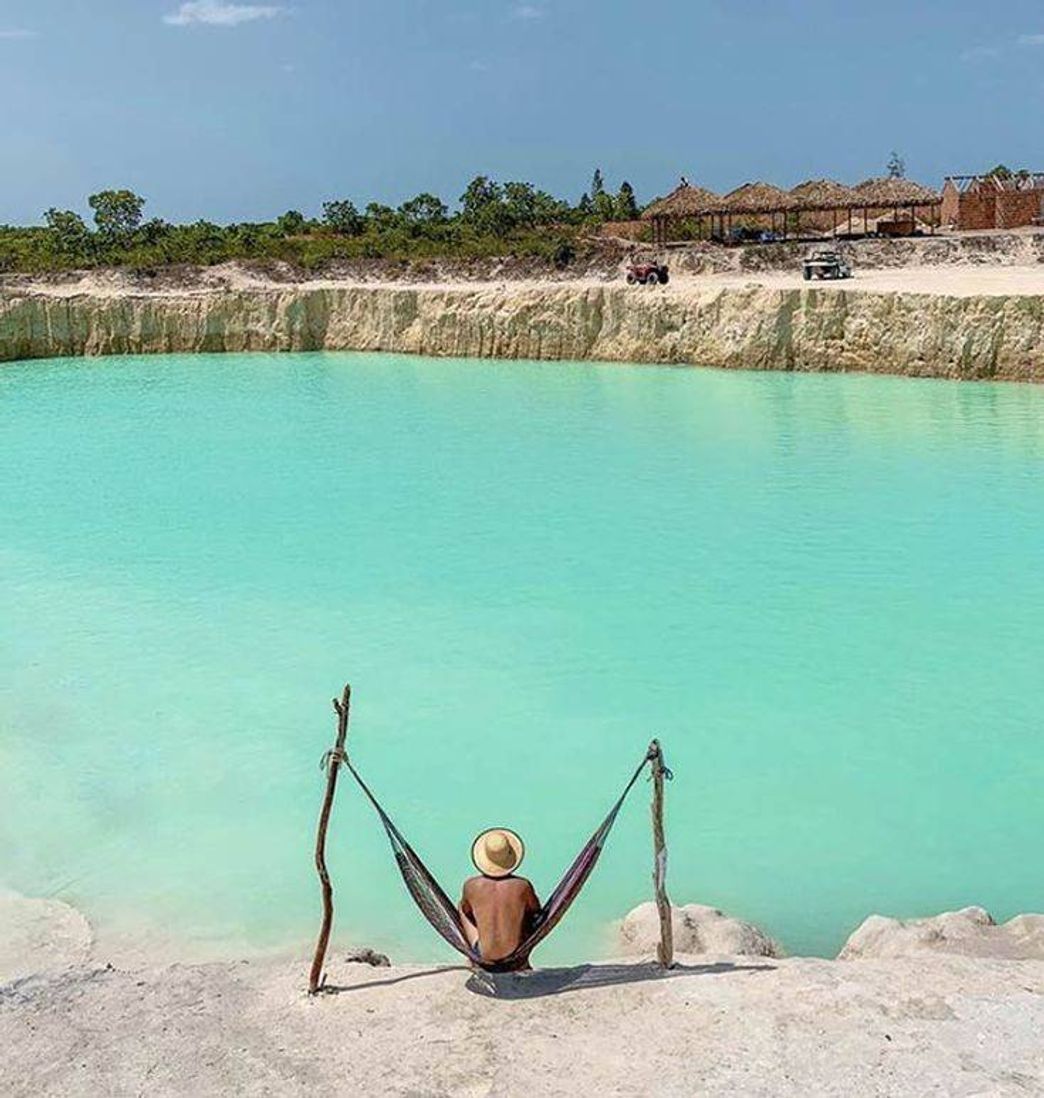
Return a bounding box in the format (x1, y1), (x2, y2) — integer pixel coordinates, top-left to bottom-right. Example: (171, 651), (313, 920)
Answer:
(2, 351), (1042, 962)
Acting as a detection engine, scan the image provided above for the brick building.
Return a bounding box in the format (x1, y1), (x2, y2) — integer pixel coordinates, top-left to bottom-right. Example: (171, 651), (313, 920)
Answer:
(941, 174), (1044, 231)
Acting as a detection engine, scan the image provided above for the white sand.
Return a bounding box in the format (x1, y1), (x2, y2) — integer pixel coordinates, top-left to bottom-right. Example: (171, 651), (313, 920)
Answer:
(685, 264), (1044, 298)
(9, 261), (1044, 301)
(3, 895), (1043, 1097)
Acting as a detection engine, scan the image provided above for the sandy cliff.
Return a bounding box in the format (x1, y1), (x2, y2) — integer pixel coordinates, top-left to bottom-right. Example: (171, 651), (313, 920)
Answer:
(2, 277), (1044, 380)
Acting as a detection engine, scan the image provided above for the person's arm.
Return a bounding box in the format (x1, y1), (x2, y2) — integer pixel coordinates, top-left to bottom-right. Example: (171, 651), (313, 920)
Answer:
(459, 883), (476, 927)
(523, 881), (542, 930)
(459, 880), (480, 950)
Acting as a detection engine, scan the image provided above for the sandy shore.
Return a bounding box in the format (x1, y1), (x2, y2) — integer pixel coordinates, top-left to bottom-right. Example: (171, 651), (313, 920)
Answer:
(8, 260), (1044, 300)
(5, 949), (1044, 1096)
(685, 264), (1044, 298)
(3, 895), (1044, 1096)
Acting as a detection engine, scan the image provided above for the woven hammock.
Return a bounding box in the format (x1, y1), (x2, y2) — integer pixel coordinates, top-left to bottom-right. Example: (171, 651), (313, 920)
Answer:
(340, 749), (654, 972)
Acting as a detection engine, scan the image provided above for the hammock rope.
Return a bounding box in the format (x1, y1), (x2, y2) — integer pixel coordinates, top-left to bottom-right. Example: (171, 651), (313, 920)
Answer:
(334, 745), (658, 971)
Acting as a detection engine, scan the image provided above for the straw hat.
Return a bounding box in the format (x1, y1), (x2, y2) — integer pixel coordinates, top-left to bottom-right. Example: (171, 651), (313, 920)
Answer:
(471, 828), (525, 878)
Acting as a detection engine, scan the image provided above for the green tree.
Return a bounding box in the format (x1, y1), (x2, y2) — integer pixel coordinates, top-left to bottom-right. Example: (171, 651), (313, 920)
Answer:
(460, 176), (501, 218)
(502, 181), (568, 227)
(139, 218), (172, 245)
(43, 208), (92, 259)
(594, 193), (616, 220)
(886, 151), (906, 179)
(276, 210), (307, 236)
(163, 220), (228, 264)
(88, 189), (146, 245)
(459, 176), (512, 235)
(322, 199), (364, 236)
(615, 181), (638, 220)
(590, 168), (605, 199)
(365, 202), (400, 231)
(398, 192), (448, 228)
(986, 163), (1013, 180)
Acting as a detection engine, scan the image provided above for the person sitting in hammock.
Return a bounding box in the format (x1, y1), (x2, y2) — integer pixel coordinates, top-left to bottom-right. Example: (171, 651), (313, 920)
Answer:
(459, 828), (541, 970)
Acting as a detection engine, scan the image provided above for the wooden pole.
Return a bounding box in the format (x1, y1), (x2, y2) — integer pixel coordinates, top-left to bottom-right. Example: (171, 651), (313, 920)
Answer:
(308, 682), (352, 994)
(649, 738), (674, 969)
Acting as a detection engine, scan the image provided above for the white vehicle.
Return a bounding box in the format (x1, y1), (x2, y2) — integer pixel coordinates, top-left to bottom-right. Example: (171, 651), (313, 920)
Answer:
(802, 250), (852, 280)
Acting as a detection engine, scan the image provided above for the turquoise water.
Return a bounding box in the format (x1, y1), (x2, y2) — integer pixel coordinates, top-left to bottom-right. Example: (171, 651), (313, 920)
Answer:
(2, 351), (1043, 962)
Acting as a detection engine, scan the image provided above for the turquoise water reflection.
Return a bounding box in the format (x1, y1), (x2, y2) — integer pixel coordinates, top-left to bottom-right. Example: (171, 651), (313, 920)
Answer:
(1, 352), (1042, 960)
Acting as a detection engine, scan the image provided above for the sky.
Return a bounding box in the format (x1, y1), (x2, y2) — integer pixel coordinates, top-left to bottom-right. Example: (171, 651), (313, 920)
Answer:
(1, 0), (1042, 225)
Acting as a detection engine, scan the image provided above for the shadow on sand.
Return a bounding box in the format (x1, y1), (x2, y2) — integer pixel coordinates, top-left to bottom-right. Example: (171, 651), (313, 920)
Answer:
(466, 960), (776, 1000)
(316, 965), (471, 995)
(316, 960), (776, 999)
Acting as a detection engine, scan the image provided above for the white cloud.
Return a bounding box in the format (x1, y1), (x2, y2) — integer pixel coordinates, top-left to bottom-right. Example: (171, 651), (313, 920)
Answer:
(1018, 33), (1044, 46)
(164, 2), (284, 27)
(511, 5), (544, 20)
(960, 45), (1001, 61)
(0, 29), (38, 39)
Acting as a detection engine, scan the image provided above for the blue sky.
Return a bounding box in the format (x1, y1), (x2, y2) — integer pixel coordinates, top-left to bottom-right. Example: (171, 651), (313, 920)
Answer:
(1, 1), (1042, 224)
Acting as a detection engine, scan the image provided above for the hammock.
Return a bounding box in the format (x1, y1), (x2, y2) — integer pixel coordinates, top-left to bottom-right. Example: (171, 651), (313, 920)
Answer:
(338, 747), (656, 972)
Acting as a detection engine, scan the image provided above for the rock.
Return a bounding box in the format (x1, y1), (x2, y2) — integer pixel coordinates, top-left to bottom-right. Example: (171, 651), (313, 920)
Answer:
(0, 891), (93, 983)
(344, 947), (391, 967)
(617, 902), (782, 958)
(838, 906), (1044, 960)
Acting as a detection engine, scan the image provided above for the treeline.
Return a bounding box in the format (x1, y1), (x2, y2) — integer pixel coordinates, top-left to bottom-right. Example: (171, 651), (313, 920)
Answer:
(0, 170), (643, 273)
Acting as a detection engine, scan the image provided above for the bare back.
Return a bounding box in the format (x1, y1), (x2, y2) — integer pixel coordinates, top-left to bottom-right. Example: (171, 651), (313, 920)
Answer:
(460, 875), (541, 964)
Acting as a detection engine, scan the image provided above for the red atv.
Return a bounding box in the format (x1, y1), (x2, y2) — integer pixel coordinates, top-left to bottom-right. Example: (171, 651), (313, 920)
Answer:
(625, 261), (669, 286)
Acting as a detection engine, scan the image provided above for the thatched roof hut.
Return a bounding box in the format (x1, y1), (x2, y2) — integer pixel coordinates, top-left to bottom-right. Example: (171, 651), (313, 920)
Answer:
(853, 177), (940, 206)
(789, 179), (863, 210)
(832, 212), (935, 236)
(642, 183), (720, 220)
(717, 181), (797, 214)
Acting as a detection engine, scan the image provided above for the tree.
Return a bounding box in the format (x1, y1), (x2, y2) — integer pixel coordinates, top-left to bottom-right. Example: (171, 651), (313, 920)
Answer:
(322, 199), (364, 236)
(590, 168), (605, 199)
(460, 176), (502, 219)
(398, 192), (448, 228)
(364, 202), (400, 232)
(502, 181), (539, 226)
(88, 189), (145, 245)
(886, 151), (906, 179)
(615, 181), (639, 220)
(986, 164), (1013, 180)
(43, 208), (92, 259)
(139, 218), (172, 245)
(459, 175), (511, 235)
(592, 190), (616, 221)
(276, 210), (307, 236)
(502, 181), (568, 227)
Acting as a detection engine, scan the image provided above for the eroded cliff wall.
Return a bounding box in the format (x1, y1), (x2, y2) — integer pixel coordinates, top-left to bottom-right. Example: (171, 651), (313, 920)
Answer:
(2, 282), (1043, 380)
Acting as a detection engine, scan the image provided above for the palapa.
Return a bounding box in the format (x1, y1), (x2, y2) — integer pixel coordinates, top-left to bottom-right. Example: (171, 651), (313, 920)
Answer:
(642, 183), (720, 220)
(853, 177), (940, 206)
(789, 178), (864, 211)
(715, 181), (798, 215)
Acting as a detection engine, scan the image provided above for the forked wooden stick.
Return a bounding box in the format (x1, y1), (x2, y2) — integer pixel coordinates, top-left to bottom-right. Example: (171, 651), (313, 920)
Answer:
(649, 739), (674, 969)
(308, 683), (351, 994)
